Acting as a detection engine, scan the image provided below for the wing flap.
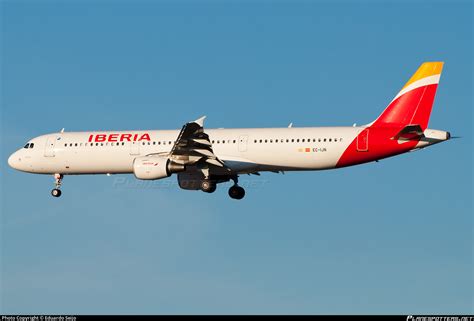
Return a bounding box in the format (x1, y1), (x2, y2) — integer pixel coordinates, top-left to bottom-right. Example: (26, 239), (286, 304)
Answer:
(206, 158), (225, 167)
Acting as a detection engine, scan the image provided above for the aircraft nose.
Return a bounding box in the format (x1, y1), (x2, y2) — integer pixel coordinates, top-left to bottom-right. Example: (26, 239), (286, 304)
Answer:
(8, 152), (19, 169)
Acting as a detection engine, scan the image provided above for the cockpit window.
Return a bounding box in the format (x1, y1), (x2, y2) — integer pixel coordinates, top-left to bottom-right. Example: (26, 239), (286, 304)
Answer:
(30, 143), (34, 148)
(24, 143), (30, 149)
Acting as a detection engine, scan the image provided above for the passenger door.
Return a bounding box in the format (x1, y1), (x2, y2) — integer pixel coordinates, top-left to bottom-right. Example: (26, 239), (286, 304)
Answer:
(44, 136), (57, 157)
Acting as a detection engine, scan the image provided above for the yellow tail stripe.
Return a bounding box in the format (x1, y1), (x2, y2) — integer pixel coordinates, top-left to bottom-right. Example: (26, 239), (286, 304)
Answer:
(402, 62), (444, 90)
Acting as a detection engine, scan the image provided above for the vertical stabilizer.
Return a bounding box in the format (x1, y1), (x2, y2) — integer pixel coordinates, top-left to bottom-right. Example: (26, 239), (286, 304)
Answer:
(372, 62), (444, 130)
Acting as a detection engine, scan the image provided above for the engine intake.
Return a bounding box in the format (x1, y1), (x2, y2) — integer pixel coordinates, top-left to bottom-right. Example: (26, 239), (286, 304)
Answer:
(133, 156), (185, 180)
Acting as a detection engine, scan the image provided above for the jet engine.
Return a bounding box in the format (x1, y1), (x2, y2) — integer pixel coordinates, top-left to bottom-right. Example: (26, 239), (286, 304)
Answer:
(133, 156), (185, 180)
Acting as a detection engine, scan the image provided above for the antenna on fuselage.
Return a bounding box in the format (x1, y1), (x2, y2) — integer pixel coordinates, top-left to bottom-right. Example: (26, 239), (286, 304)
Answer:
(60, 128), (65, 133)
(288, 123), (293, 128)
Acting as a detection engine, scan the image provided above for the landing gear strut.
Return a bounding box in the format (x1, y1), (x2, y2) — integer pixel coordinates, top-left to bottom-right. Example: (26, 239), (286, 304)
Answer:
(51, 173), (63, 197)
(228, 176), (245, 200)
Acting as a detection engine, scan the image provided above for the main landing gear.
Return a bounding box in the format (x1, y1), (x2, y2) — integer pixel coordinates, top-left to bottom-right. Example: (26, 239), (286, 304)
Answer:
(228, 176), (245, 200)
(199, 175), (246, 200)
(200, 179), (217, 193)
(51, 173), (63, 198)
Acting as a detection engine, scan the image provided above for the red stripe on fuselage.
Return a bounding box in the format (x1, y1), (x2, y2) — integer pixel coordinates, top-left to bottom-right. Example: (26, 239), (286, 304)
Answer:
(335, 85), (439, 168)
(336, 126), (420, 168)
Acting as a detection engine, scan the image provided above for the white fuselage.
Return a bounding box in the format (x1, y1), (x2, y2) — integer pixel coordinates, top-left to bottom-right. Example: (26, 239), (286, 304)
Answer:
(8, 127), (364, 175)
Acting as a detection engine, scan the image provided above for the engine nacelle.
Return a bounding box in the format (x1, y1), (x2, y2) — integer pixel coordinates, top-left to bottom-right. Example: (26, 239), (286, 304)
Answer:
(133, 156), (185, 180)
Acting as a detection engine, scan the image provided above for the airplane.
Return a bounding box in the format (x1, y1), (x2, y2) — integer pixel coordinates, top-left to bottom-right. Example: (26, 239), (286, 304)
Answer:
(8, 62), (451, 200)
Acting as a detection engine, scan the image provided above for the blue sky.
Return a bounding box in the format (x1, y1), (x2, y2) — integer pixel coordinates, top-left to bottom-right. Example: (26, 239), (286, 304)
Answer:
(1, 0), (472, 314)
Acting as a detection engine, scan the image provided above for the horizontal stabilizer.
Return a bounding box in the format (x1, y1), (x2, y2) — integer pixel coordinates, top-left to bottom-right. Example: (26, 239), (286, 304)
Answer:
(392, 124), (424, 141)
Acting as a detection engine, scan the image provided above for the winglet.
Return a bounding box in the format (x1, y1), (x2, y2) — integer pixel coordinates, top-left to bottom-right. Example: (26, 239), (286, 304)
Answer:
(194, 116), (206, 127)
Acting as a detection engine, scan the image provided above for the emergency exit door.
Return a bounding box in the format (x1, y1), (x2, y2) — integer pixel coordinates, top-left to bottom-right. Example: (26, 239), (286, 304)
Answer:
(130, 141), (140, 155)
(238, 135), (248, 152)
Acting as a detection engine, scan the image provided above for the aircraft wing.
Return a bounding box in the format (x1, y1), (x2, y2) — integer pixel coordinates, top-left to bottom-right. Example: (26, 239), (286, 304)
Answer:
(168, 116), (228, 169)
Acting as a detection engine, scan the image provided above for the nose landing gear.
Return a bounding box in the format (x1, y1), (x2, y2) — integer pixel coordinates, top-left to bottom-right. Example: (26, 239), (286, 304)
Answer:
(51, 174), (63, 197)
